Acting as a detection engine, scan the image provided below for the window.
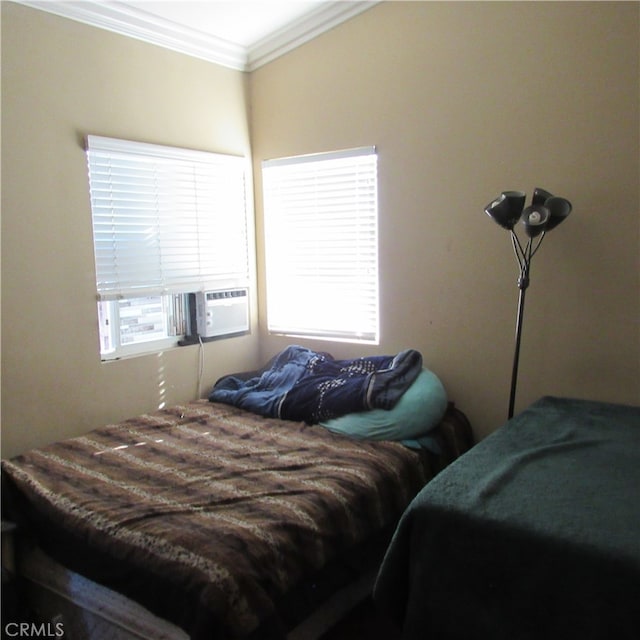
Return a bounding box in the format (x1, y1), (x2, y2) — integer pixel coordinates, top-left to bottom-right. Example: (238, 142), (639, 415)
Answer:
(86, 136), (249, 359)
(262, 146), (379, 343)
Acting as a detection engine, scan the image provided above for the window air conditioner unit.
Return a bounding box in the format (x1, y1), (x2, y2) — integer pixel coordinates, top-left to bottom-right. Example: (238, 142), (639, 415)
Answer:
(194, 289), (249, 338)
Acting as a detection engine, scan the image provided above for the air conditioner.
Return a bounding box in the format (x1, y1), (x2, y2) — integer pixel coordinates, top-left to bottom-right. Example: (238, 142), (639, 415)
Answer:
(194, 289), (249, 338)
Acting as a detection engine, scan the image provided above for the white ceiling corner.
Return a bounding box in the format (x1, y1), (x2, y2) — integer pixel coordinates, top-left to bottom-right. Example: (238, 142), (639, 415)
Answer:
(15, 1), (380, 71)
(245, 1), (379, 71)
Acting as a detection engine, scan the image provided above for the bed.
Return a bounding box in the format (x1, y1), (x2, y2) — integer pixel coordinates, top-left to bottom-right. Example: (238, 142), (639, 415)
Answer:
(374, 396), (640, 640)
(2, 348), (473, 640)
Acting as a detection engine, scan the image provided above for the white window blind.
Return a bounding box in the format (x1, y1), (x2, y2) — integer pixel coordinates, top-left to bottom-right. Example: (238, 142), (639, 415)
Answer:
(87, 135), (249, 301)
(262, 146), (379, 343)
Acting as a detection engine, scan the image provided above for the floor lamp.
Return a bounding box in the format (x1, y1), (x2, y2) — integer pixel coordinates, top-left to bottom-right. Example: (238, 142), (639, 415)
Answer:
(484, 188), (572, 419)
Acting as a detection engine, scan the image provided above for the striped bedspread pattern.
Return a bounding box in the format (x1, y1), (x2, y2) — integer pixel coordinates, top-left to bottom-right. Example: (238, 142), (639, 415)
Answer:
(3, 401), (428, 639)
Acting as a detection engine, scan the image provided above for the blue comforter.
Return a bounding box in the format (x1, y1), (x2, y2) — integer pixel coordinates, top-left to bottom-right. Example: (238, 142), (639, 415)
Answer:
(209, 345), (423, 423)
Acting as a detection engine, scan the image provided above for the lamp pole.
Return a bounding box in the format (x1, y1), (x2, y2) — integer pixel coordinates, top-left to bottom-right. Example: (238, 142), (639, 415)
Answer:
(509, 254), (530, 419)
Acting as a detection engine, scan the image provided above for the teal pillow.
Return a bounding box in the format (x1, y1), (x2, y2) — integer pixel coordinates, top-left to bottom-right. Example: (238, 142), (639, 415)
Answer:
(320, 368), (448, 441)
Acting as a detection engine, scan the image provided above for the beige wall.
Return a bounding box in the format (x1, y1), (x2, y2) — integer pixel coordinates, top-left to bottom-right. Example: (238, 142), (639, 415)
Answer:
(1, 2), (259, 457)
(251, 1), (640, 438)
(1, 1), (639, 457)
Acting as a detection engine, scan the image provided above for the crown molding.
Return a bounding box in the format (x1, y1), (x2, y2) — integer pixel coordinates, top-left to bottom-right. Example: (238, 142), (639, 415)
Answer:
(15, 1), (380, 72)
(16, 1), (247, 70)
(246, 1), (379, 72)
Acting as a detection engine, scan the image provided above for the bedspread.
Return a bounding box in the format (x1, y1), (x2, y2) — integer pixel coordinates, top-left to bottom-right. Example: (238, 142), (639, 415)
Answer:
(2, 401), (428, 640)
(208, 345), (423, 422)
(374, 397), (640, 640)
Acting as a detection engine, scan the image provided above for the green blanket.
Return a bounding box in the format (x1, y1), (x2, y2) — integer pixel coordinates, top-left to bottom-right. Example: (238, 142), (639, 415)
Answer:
(374, 396), (640, 639)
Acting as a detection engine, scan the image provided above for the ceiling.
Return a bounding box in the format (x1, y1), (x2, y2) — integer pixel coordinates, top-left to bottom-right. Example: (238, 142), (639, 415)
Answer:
(136, 1), (327, 48)
(17, 0), (379, 71)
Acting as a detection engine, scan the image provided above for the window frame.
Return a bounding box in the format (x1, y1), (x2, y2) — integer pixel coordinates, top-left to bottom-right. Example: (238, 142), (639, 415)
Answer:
(262, 146), (379, 344)
(97, 294), (186, 360)
(86, 135), (250, 360)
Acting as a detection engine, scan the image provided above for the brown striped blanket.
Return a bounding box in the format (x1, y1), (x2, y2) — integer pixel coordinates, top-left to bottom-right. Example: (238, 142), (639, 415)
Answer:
(2, 401), (471, 640)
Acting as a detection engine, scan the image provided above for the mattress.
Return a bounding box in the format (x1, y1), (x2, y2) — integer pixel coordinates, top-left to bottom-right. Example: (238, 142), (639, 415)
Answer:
(3, 400), (472, 639)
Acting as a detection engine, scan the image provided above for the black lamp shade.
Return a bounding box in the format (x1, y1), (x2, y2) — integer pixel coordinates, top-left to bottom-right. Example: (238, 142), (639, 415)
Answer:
(485, 190), (526, 230)
(522, 204), (550, 237)
(532, 187), (553, 206)
(544, 196), (572, 230)
(531, 188), (572, 231)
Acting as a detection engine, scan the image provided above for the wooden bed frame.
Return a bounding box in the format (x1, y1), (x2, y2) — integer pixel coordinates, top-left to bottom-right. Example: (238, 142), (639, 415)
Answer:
(17, 545), (380, 640)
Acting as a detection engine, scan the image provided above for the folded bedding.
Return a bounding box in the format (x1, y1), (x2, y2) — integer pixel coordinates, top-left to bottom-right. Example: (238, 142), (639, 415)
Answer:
(320, 367), (448, 453)
(209, 345), (423, 423)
